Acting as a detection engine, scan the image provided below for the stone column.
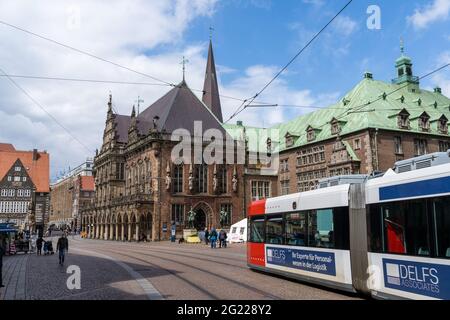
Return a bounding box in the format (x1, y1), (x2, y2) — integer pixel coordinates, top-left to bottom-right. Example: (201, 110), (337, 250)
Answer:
(100, 224), (104, 240)
(135, 223), (140, 242)
(121, 223), (125, 241)
(109, 223), (114, 240)
(115, 224), (119, 241)
(105, 224), (109, 240)
(128, 223), (132, 242)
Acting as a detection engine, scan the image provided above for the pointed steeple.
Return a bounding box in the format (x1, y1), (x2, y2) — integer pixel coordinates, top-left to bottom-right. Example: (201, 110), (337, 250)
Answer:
(202, 40), (223, 122)
(107, 93), (113, 119)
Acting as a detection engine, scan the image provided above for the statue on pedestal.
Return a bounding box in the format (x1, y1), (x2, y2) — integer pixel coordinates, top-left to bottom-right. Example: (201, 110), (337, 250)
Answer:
(187, 207), (196, 229)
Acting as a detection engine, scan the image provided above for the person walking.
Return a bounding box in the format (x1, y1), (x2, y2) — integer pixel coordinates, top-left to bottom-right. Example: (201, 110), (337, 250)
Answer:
(219, 229), (228, 248)
(209, 228), (217, 249)
(0, 236), (5, 288)
(56, 234), (69, 265)
(204, 228), (209, 245)
(36, 236), (44, 256)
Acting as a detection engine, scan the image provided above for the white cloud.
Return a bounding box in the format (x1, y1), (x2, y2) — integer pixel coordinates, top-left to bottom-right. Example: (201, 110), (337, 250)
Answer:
(219, 65), (339, 128)
(408, 0), (450, 29)
(431, 51), (450, 97)
(302, 0), (324, 6)
(0, 0), (338, 180)
(332, 15), (358, 37)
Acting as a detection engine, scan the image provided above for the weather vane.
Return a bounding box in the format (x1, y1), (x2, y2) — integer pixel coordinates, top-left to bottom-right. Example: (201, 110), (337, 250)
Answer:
(209, 26), (214, 40)
(135, 96), (144, 115)
(400, 36), (404, 55)
(180, 56), (189, 81)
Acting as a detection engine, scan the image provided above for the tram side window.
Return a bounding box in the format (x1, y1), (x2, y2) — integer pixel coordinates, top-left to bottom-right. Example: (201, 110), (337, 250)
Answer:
(433, 197), (450, 258)
(371, 200), (430, 256)
(250, 217), (265, 243)
(307, 208), (349, 249)
(285, 212), (306, 246)
(266, 215), (283, 245)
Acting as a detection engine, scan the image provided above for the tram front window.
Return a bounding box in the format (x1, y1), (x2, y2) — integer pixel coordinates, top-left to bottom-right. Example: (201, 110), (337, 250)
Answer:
(285, 212), (306, 246)
(250, 217), (265, 243)
(433, 197), (450, 258)
(266, 215), (283, 244)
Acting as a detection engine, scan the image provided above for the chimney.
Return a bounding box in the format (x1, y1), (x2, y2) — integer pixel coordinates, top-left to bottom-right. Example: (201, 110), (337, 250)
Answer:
(32, 149), (39, 161)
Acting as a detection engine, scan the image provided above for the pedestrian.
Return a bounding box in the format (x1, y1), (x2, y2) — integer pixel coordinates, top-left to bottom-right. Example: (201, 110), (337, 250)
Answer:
(43, 240), (49, 255)
(36, 236), (44, 256)
(219, 229), (228, 248)
(0, 235), (5, 288)
(204, 228), (209, 245)
(209, 228), (217, 249)
(56, 234), (69, 266)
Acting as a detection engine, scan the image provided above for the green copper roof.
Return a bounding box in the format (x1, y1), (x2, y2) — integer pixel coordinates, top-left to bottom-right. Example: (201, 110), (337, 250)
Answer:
(224, 76), (450, 153)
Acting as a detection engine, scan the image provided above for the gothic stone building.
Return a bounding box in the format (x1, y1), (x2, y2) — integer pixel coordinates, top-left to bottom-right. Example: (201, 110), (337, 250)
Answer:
(275, 50), (450, 194)
(0, 143), (50, 236)
(82, 41), (276, 241)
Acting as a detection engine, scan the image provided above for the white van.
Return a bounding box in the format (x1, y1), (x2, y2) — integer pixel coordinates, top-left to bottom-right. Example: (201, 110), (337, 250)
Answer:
(229, 218), (247, 243)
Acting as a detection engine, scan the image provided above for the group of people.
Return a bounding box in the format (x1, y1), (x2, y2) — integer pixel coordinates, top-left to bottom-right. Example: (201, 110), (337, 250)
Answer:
(201, 228), (228, 249)
(35, 234), (69, 265)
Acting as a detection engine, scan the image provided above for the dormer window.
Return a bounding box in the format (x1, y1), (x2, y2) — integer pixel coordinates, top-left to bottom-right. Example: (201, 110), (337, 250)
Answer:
(305, 126), (321, 143)
(438, 116), (448, 134)
(331, 122), (340, 135)
(307, 129), (315, 142)
(418, 112), (430, 132)
(285, 132), (299, 148)
(398, 111), (410, 129)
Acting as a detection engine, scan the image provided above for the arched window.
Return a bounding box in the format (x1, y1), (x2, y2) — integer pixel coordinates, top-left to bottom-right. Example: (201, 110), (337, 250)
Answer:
(195, 164), (208, 193)
(218, 165), (227, 194)
(173, 165), (183, 193)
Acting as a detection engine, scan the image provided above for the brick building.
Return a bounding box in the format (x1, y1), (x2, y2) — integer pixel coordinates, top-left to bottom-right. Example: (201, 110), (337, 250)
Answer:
(49, 159), (94, 230)
(0, 143), (50, 236)
(83, 41), (276, 241)
(274, 48), (450, 194)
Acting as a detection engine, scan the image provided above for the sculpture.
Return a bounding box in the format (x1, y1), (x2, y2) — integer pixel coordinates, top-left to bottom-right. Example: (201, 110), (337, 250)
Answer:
(187, 207), (196, 229)
(232, 165), (238, 192)
(219, 210), (228, 227)
(213, 174), (218, 192)
(188, 173), (194, 191)
(165, 162), (171, 190)
(165, 173), (171, 190)
(232, 175), (238, 192)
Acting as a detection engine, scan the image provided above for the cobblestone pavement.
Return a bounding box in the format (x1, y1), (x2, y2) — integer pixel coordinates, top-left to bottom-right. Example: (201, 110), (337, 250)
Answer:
(1, 236), (149, 300)
(1, 236), (361, 300)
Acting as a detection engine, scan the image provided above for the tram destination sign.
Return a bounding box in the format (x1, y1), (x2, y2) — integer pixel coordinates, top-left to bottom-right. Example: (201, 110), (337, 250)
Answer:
(383, 258), (450, 300)
(266, 246), (336, 276)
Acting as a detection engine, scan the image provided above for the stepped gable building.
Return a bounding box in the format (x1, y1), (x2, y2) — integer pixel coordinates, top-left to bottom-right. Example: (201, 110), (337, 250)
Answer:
(273, 47), (450, 194)
(0, 143), (50, 236)
(83, 41), (275, 241)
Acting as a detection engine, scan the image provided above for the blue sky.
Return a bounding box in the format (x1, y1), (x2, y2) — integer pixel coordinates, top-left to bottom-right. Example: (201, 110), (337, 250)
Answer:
(180, 0), (449, 112)
(1, 0), (449, 179)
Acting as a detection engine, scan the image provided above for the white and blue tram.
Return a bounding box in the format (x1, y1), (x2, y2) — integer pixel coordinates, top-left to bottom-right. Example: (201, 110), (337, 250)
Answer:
(247, 151), (450, 300)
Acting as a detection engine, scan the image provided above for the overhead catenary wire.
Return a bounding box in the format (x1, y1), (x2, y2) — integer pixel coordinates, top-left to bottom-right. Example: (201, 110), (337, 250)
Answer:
(225, 0), (354, 123)
(0, 66), (94, 154)
(0, 20), (174, 87)
(274, 62), (450, 144)
(0, 20), (252, 108)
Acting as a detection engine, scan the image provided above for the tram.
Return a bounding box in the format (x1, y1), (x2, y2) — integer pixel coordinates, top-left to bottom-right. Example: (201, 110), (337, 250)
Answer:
(247, 151), (450, 300)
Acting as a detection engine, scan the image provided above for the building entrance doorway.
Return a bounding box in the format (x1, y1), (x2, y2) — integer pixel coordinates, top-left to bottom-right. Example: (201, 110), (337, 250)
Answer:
(194, 209), (206, 231)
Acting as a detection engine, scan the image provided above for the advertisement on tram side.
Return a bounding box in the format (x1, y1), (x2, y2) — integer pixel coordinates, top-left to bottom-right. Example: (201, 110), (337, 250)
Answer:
(368, 253), (450, 300)
(263, 244), (352, 285)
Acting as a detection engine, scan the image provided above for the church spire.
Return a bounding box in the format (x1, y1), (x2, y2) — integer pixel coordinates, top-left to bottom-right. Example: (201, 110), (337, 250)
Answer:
(202, 39), (223, 122)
